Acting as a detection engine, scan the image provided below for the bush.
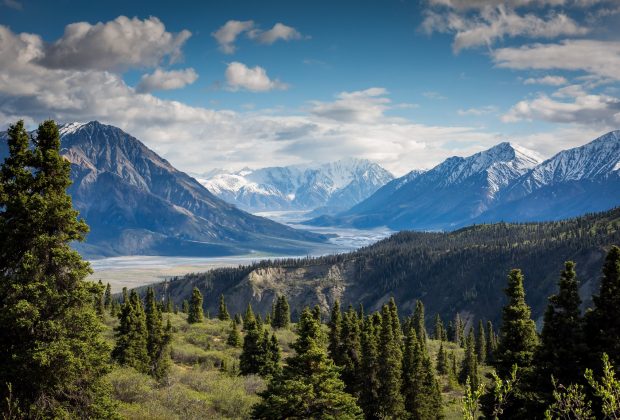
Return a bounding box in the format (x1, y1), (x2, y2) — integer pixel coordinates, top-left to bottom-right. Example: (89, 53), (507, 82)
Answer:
(107, 367), (155, 403)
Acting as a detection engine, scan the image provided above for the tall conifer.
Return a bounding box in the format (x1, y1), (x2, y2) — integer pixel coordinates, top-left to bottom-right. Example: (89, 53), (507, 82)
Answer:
(187, 287), (203, 324)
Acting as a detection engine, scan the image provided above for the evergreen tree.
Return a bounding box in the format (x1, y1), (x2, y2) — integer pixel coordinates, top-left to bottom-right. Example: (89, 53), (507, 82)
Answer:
(460, 329), (480, 389)
(535, 261), (585, 401)
(218, 294), (230, 321)
(104, 282), (112, 310)
(145, 287), (172, 380)
(182, 299), (189, 314)
(476, 319), (487, 364)
(339, 306), (362, 395)
(113, 290), (150, 374)
(388, 297), (402, 344)
(252, 308), (363, 419)
(487, 320), (497, 364)
(0, 120), (116, 417)
(413, 300), (427, 343)
(95, 279), (106, 317)
(187, 287), (204, 324)
(240, 305), (267, 376)
(495, 269), (539, 377)
(359, 317), (381, 419)
(434, 314), (446, 341)
(436, 341), (449, 375)
(377, 303), (405, 418)
(272, 295), (290, 329)
(586, 246), (620, 369)
(259, 330), (281, 377)
(328, 300), (343, 364)
(312, 304), (322, 323)
(227, 320), (242, 347)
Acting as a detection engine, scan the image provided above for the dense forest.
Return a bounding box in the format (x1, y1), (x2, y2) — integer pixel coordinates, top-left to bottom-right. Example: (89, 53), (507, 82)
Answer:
(150, 206), (620, 326)
(2, 120), (620, 419)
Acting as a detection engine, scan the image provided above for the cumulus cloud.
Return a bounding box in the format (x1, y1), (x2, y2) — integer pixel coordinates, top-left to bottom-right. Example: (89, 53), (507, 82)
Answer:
(212, 20), (305, 54)
(422, 5), (588, 53)
(135, 68), (198, 93)
(309, 88), (392, 123)
(211, 20), (254, 54)
(248, 23), (303, 44)
(502, 91), (620, 125)
(39, 16), (191, 71)
(523, 75), (568, 85)
(457, 105), (498, 116)
(493, 40), (620, 81)
(225, 62), (288, 92)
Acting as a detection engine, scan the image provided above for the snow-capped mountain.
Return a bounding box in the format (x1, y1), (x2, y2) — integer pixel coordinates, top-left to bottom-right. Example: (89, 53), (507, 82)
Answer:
(196, 158), (394, 215)
(309, 132), (620, 230)
(307, 142), (543, 230)
(0, 121), (326, 257)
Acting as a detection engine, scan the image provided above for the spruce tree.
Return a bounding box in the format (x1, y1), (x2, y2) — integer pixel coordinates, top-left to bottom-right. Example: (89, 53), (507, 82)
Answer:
(434, 314), (446, 341)
(227, 320), (242, 347)
(359, 317), (381, 419)
(240, 305), (267, 375)
(182, 299), (189, 314)
(0, 120), (116, 417)
(328, 299), (343, 364)
(476, 319), (487, 364)
(272, 295), (290, 329)
(252, 308), (363, 419)
(436, 341), (449, 375)
(339, 306), (362, 395)
(586, 246), (620, 369)
(187, 287), (204, 324)
(145, 287), (172, 380)
(244, 303), (256, 330)
(413, 300), (427, 343)
(95, 279), (106, 317)
(377, 303), (405, 418)
(495, 269), (538, 377)
(388, 297), (402, 344)
(104, 282), (112, 310)
(460, 329), (480, 389)
(312, 304), (322, 323)
(113, 290), (150, 374)
(487, 320), (497, 364)
(218, 294), (230, 321)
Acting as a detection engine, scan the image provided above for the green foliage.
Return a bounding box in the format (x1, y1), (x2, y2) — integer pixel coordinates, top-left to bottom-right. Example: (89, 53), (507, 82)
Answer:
(272, 295), (290, 329)
(339, 306), (362, 396)
(544, 380), (593, 420)
(217, 294), (230, 321)
(476, 319), (487, 365)
(328, 299), (342, 365)
(489, 364), (519, 420)
(434, 314), (446, 341)
(187, 287), (203, 324)
(585, 353), (620, 419)
(113, 290), (150, 374)
(359, 316), (381, 419)
(460, 329), (480, 389)
(462, 376), (485, 420)
(104, 283), (112, 310)
(0, 120), (116, 418)
(413, 300), (427, 343)
(227, 320), (242, 348)
(487, 320), (498, 364)
(377, 303), (405, 418)
(145, 288), (172, 381)
(252, 308), (363, 419)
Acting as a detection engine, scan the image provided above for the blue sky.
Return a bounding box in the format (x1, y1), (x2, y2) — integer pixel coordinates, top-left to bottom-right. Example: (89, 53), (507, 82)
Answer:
(1, 0), (619, 175)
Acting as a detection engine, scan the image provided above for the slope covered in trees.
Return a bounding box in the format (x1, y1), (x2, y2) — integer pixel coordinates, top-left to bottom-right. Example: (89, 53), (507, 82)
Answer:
(149, 207), (620, 325)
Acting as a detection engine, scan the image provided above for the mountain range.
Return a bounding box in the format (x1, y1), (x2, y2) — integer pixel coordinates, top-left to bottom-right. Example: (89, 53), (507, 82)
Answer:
(0, 121), (327, 257)
(195, 159), (394, 215)
(307, 131), (620, 230)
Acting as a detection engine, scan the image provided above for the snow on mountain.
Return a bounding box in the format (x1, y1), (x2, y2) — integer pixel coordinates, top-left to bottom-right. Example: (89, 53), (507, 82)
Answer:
(197, 158), (394, 213)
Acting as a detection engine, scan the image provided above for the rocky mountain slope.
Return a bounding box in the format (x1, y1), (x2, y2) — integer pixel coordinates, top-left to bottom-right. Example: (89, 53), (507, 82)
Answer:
(196, 159), (394, 215)
(0, 121), (327, 257)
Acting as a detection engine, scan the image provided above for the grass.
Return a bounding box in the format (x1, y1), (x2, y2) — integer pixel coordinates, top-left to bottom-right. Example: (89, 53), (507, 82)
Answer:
(103, 312), (485, 419)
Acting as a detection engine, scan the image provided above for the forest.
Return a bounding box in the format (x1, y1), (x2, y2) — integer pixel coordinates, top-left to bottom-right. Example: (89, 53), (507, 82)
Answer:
(2, 120), (620, 419)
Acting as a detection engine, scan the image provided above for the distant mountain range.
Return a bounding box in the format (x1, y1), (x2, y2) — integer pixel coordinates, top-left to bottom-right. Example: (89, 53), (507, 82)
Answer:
(307, 131), (620, 230)
(194, 159), (394, 216)
(0, 121), (327, 257)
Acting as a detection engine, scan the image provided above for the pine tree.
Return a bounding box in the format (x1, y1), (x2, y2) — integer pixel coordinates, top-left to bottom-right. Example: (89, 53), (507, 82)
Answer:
(436, 341), (449, 375)
(259, 330), (281, 377)
(272, 295), (290, 329)
(487, 320), (497, 364)
(182, 299), (189, 314)
(339, 306), (362, 395)
(104, 282), (112, 310)
(312, 304), (322, 323)
(252, 308), (363, 419)
(495, 269), (539, 377)
(187, 287), (204, 324)
(218, 294), (230, 321)
(227, 320), (242, 347)
(476, 319), (487, 364)
(460, 329), (480, 389)
(0, 120), (116, 417)
(359, 317), (382, 419)
(240, 305), (267, 375)
(95, 279), (106, 317)
(586, 246), (620, 369)
(377, 303), (405, 418)
(388, 297), (402, 344)
(329, 299), (343, 364)
(434, 314), (446, 341)
(113, 290), (150, 374)
(145, 287), (172, 380)
(535, 261), (585, 400)
(413, 300), (427, 343)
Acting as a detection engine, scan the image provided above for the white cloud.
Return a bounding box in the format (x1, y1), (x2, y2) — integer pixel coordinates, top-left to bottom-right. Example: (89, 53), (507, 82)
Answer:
(426, 0), (612, 9)
(423, 91), (447, 100)
(502, 91), (620, 125)
(248, 23), (303, 44)
(211, 20), (254, 54)
(225, 62), (288, 92)
(457, 105), (498, 116)
(422, 5), (588, 53)
(523, 75), (568, 85)
(40, 16), (191, 71)
(493, 40), (620, 81)
(309, 88), (392, 123)
(2, 0), (22, 10)
(136, 68), (198, 93)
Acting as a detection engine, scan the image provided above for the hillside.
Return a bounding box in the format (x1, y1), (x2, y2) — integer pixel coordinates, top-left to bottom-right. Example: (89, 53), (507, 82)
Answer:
(147, 207), (620, 326)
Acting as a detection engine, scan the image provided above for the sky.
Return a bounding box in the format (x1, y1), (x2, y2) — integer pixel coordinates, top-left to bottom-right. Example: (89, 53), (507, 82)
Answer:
(0, 0), (619, 176)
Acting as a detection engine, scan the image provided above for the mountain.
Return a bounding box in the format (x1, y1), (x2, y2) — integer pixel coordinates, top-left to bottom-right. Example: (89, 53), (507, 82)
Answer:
(144, 206), (620, 327)
(196, 159), (394, 215)
(0, 121), (327, 257)
(308, 142), (541, 230)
